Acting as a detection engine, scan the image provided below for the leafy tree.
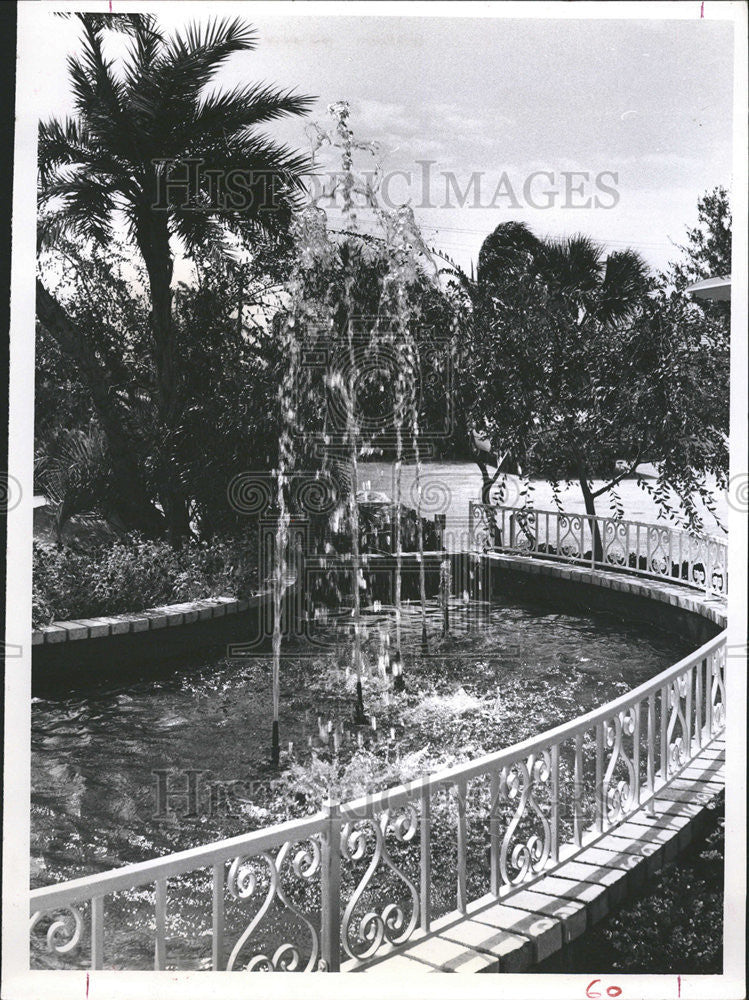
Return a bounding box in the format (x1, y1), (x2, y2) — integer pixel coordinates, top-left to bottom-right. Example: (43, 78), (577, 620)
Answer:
(668, 186), (732, 289)
(467, 224), (649, 514)
(36, 236), (291, 542)
(36, 12), (314, 540)
(462, 222), (728, 549)
(36, 240), (165, 536)
(660, 187), (732, 324)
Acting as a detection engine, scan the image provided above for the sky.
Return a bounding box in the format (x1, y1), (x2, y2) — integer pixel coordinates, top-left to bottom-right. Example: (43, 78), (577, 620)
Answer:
(27, 4), (736, 276)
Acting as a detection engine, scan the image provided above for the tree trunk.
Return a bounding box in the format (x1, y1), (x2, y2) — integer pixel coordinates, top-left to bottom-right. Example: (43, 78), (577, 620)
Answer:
(578, 465), (602, 563)
(36, 280), (165, 537)
(136, 209), (191, 543)
(475, 458), (504, 547)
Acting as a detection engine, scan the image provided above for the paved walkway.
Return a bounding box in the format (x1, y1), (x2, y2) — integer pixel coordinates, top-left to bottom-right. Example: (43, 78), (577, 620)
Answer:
(355, 737), (725, 973)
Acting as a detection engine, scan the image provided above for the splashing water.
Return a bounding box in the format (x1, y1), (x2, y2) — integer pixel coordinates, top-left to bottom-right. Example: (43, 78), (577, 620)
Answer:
(274, 102), (442, 731)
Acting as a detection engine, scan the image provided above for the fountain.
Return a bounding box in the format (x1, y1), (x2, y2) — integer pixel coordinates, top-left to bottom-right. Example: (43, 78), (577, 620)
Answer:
(267, 102), (443, 754)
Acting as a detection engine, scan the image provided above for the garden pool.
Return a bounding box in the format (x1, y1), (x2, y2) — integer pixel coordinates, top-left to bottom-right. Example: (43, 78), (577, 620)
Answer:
(32, 592), (696, 895)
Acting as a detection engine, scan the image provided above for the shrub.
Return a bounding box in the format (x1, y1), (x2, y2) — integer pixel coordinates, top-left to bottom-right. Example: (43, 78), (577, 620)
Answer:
(32, 531), (259, 626)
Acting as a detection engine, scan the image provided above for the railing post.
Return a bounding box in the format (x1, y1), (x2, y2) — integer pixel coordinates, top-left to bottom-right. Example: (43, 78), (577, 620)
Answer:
(91, 896), (104, 970)
(582, 517), (588, 566)
(490, 771), (501, 894)
(550, 744), (560, 864)
(668, 529), (674, 579)
(627, 522), (632, 571)
(705, 541), (711, 598)
(706, 653), (713, 739)
(647, 692), (656, 817)
(595, 721), (604, 833)
(420, 784), (432, 933)
(320, 799), (341, 972)
(573, 733), (583, 846)
(468, 502), (475, 551)
(695, 658), (704, 748)
(456, 778), (467, 914)
(678, 531), (684, 580)
(154, 878), (167, 971)
(556, 512), (561, 556)
(660, 683), (669, 781)
(211, 862), (224, 971)
(633, 703), (641, 806)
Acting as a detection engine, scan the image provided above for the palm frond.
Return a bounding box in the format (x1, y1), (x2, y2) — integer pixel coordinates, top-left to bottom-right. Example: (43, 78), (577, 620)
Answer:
(537, 235), (602, 295)
(38, 118), (96, 184)
(601, 250), (649, 320)
(41, 170), (119, 245)
(146, 17), (258, 117)
(121, 16), (165, 92)
(58, 12), (160, 38)
(183, 82), (315, 143)
(67, 24), (138, 161)
(477, 221), (541, 285)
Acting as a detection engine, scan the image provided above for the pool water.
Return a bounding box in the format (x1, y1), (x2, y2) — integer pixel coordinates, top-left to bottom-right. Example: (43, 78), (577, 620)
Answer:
(31, 593), (695, 892)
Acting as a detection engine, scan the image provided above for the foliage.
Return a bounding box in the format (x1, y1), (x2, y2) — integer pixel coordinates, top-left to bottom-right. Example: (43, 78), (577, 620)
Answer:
(566, 796), (724, 974)
(659, 186), (732, 324)
(668, 186), (732, 288)
(35, 238), (290, 540)
(461, 222), (729, 531)
(36, 12), (313, 540)
(32, 531), (259, 627)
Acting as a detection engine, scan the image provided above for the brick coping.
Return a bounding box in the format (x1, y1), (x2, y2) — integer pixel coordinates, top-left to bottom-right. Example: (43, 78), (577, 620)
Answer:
(32, 594), (261, 646)
(32, 549), (726, 647)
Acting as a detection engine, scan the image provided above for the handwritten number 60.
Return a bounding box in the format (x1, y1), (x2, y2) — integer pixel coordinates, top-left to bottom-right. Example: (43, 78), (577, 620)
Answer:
(587, 982), (622, 999)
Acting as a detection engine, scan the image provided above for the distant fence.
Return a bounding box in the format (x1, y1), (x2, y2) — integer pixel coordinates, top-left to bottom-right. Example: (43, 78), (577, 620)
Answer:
(469, 505), (728, 600)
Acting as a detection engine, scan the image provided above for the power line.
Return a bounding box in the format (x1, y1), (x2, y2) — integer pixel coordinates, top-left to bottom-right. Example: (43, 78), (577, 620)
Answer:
(322, 213), (674, 251)
(414, 222), (673, 249)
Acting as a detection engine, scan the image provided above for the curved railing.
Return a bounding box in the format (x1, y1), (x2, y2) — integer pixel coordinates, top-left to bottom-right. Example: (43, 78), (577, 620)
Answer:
(469, 504), (728, 599)
(30, 515), (728, 973)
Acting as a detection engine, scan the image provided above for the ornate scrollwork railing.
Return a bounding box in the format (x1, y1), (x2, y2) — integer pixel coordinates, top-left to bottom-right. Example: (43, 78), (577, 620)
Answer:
(469, 504), (728, 599)
(30, 516), (727, 973)
(339, 806), (420, 961)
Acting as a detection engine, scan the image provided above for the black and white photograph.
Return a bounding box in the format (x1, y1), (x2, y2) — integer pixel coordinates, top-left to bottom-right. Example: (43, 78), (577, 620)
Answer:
(2, 2), (747, 998)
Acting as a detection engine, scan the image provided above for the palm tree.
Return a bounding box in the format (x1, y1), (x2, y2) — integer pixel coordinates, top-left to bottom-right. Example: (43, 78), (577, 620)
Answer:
(37, 13), (315, 540)
(474, 222), (650, 556)
(478, 222), (648, 326)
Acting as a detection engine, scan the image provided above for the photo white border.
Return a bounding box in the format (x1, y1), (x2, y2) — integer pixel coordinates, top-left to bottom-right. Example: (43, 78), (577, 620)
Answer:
(3, 2), (747, 998)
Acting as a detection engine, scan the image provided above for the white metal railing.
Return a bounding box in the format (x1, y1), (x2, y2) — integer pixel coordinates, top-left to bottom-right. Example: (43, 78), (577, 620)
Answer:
(30, 633), (727, 972)
(468, 504), (728, 600)
(30, 511), (728, 971)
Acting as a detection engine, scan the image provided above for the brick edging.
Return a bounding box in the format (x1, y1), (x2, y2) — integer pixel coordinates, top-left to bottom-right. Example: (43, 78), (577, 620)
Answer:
(481, 552), (728, 630)
(32, 551), (727, 648)
(31, 594), (260, 646)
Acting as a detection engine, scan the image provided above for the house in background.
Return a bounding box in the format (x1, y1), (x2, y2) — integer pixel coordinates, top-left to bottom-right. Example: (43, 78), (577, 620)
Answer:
(685, 275), (731, 301)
